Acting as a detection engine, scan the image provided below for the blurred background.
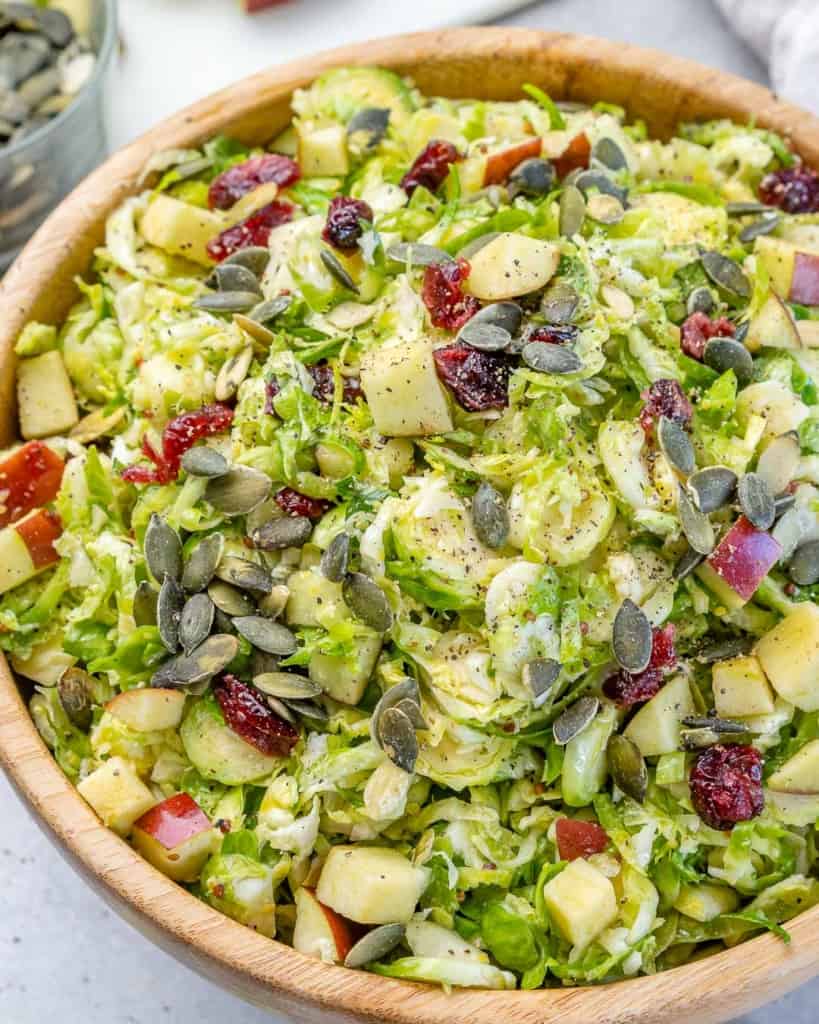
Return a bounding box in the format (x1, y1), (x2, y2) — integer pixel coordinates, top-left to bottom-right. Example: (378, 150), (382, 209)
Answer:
(1, 0), (816, 1021)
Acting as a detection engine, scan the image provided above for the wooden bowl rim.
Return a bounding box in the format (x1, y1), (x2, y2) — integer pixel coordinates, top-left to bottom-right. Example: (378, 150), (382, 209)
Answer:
(1, 27), (819, 1024)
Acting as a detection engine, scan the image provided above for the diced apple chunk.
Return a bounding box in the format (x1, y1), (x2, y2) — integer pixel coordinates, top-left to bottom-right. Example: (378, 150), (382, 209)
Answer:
(360, 339), (453, 437)
(712, 655), (775, 718)
(736, 381), (809, 444)
(285, 569), (347, 628)
(77, 757), (156, 836)
(541, 858), (617, 949)
(696, 516), (782, 610)
(765, 790), (819, 825)
(11, 639), (76, 685)
(767, 739), (819, 794)
(316, 845), (428, 924)
(465, 233), (559, 301)
(297, 122), (349, 177)
(624, 674), (696, 757)
(292, 887), (354, 963)
(405, 920), (489, 962)
(16, 351), (79, 439)
(744, 292), (801, 353)
(0, 509), (61, 596)
(139, 194), (225, 266)
(675, 883), (739, 922)
(756, 603), (819, 711)
(132, 793), (216, 881)
(107, 688), (186, 732)
(309, 632), (382, 705)
(755, 236), (797, 298)
(0, 440), (64, 528)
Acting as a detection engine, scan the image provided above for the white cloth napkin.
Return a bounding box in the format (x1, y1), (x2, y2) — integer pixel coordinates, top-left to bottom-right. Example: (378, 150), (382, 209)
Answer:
(715, 0), (819, 114)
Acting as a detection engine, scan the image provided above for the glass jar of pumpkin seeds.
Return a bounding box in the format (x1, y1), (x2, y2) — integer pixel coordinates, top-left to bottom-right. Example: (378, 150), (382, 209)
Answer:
(0, 0), (117, 269)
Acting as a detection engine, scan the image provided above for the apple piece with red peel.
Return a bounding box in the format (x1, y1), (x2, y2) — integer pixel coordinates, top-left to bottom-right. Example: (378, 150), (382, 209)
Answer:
(0, 441), (64, 528)
(242, 0), (286, 10)
(744, 292), (801, 353)
(552, 133), (591, 179)
(696, 516), (782, 610)
(0, 509), (62, 596)
(132, 793), (216, 882)
(107, 689), (186, 732)
(790, 251), (819, 306)
(483, 137), (543, 185)
(293, 886), (355, 963)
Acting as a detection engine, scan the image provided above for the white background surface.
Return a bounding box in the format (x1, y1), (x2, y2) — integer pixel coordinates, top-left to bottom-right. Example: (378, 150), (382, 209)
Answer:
(3, 1), (818, 1022)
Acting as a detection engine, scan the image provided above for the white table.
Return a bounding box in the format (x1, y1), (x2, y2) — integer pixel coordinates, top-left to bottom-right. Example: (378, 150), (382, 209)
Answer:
(3, 1), (817, 1021)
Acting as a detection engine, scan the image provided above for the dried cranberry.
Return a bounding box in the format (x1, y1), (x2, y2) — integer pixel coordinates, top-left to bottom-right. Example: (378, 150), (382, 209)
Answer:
(208, 154), (300, 211)
(214, 675), (299, 757)
(680, 311), (735, 361)
(555, 818), (609, 861)
(758, 166), (819, 215)
(689, 744), (764, 831)
(433, 342), (512, 412)
(422, 258), (481, 331)
(122, 403), (234, 485)
(207, 200), (294, 261)
(639, 379), (693, 437)
(552, 133), (591, 179)
(604, 624), (677, 707)
(308, 362), (363, 404)
(264, 377), (281, 414)
(275, 487), (331, 520)
(525, 324), (579, 345)
(322, 195), (373, 251)
(401, 139), (461, 195)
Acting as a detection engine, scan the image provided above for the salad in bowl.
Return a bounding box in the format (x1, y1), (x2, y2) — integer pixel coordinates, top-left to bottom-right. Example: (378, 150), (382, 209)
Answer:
(3, 65), (819, 991)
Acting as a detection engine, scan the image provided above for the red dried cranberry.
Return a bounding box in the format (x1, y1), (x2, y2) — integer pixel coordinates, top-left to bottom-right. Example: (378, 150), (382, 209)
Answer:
(264, 377), (281, 414)
(401, 139), (461, 195)
(207, 200), (294, 261)
(555, 818), (609, 861)
(422, 258), (481, 331)
(604, 624), (677, 707)
(680, 311), (735, 361)
(275, 487), (331, 520)
(525, 324), (579, 345)
(208, 154), (300, 211)
(689, 744), (764, 831)
(552, 133), (591, 179)
(758, 166), (819, 215)
(322, 196), (373, 251)
(214, 675), (299, 757)
(639, 379), (693, 437)
(122, 403), (234, 485)
(433, 342), (512, 412)
(308, 362), (363, 404)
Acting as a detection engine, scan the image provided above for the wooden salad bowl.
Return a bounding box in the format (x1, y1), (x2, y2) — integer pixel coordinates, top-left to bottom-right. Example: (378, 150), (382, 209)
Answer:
(1, 26), (819, 1024)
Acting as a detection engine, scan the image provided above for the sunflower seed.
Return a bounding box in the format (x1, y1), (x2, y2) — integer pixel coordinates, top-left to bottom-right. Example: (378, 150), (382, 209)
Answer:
(145, 514), (182, 584)
(394, 697), (427, 729)
(773, 504), (815, 559)
(788, 539), (819, 586)
(343, 573), (393, 632)
(178, 593), (215, 655)
(738, 472), (775, 530)
(214, 345), (254, 402)
(703, 337), (753, 387)
(320, 531), (350, 582)
(180, 446), (230, 479)
(739, 214), (781, 244)
(205, 263), (262, 294)
(344, 924), (405, 969)
(457, 320), (511, 352)
(586, 193), (624, 224)
(321, 248), (358, 292)
(726, 201), (772, 217)
(253, 671), (322, 700)
(215, 555), (273, 594)
(688, 467), (737, 514)
(151, 634), (239, 688)
(471, 481), (509, 549)
(378, 706), (417, 773)
(553, 695), (599, 746)
(592, 137), (628, 171)
(158, 575), (185, 652)
(607, 734), (647, 803)
(680, 726), (749, 750)
(612, 598), (653, 673)
(251, 515), (312, 550)
(370, 678), (420, 748)
(695, 636), (754, 663)
(508, 157), (555, 196)
(207, 579), (256, 617)
(755, 432), (800, 496)
(57, 668), (93, 731)
(346, 106), (390, 148)
(266, 694), (297, 724)
(575, 169), (628, 203)
(386, 242), (452, 266)
(658, 416), (695, 476)
(682, 714), (750, 734)
(223, 246), (271, 277)
(182, 533), (225, 592)
(522, 341), (582, 374)
(284, 697), (328, 721)
(687, 286), (715, 316)
(457, 232), (501, 260)
(678, 484), (715, 555)
(541, 281), (579, 324)
(134, 580), (159, 626)
(523, 658), (560, 708)
(673, 545), (705, 580)
(233, 615), (298, 655)
(192, 290), (261, 313)
(206, 466), (271, 516)
(559, 184), (586, 237)
(701, 251), (750, 300)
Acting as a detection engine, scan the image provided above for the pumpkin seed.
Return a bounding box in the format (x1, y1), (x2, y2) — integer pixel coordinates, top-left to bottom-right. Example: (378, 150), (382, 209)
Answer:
(678, 484), (716, 555)
(206, 466), (271, 516)
(377, 706), (418, 773)
(523, 658), (560, 708)
(343, 572), (393, 632)
(258, 584), (290, 620)
(457, 232), (501, 260)
(321, 248), (358, 292)
(151, 634), (239, 688)
(612, 598), (653, 674)
(178, 593), (215, 656)
(320, 531), (350, 582)
(695, 636), (754, 663)
(370, 678), (420, 748)
(673, 544), (705, 580)
(266, 695), (297, 724)
(508, 157), (555, 197)
(223, 246), (271, 277)
(386, 242), (452, 266)
(607, 734), (647, 803)
(346, 106), (390, 148)
(788, 539), (819, 586)
(701, 251), (751, 300)
(216, 555), (273, 594)
(739, 213), (781, 244)
(469, 301), (524, 335)
(738, 472), (776, 530)
(471, 481), (509, 549)
(726, 201), (772, 217)
(283, 698), (328, 721)
(344, 923), (405, 969)
(541, 281), (579, 324)
(145, 514), (182, 584)
(214, 345), (254, 402)
(592, 136), (628, 172)
(680, 726), (749, 750)
(207, 579), (256, 617)
(755, 432), (800, 496)
(205, 263), (261, 294)
(157, 575), (185, 652)
(182, 533), (225, 592)
(687, 286), (715, 316)
(192, 290), (261, 313)
(394, 696), (427, 729)
(575, 169), (628, 203)
(586, 193), (624, 224)
(35, 6), (74, 46)
(213, 608), (237, 635)
(773, 504), (814, 559)
(180, 446), (230, 479)
(553, 696), (599, 746)
(703, 337), (753, 387)
(69, 405), (127, 444)
(57, 668), (93, 731)
(688, 466), (737, 514)
(774, 494), (796, 519)
(522, 341), (582, 374)
(559, 184), (586, 237)
(233, 615), (298, 655)
(133, 580), (159, 626)
(682, 714), (749, 734)
(251, 648), (280, 677)
(251, 515), (312, 551)
(658, 416), (695, 476)
(18, 66), (58, 108)
(249, 295), (292, 325)
(253, 671), (322, 700)
(326, 301), (376, 330)
(457, 320), (511, 352)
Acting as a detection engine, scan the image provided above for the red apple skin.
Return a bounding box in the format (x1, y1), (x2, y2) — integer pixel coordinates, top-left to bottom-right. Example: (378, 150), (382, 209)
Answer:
(790, 252), (819, 307)
(483, 137), (543, 186)
(15, 508), (62, 569)
(553, 133), (591, 179)
(298, 888), (356, 962)
(0, 441), (64, 528)
(705, 516), (782, 601)
(242, 0), (287, 10)
(134, 793), (211, 850)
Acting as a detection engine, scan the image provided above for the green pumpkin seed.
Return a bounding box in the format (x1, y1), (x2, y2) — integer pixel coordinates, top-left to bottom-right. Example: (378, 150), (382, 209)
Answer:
(755, 432), (800, 496)
(346, 106), (390, 148)
(266, 694), (297, 724)
(344, 923), (405, 969)
(35, 6), (74, 46)
(343, 572), (393, 632)
(541, 281), (579, 324)
(205, 263), (261, 294)
(695, 636), (754, 663)
(151, 634), (239, 688)
(182, 533), (225, 593)
(678, 484), (715, 555)
(607, 734), (647, 803)
(703, 337), (753, 387)
(251, 648), (280, 677)
(701, 251), (750, 300)
(206, 466), (272, 516)
(688, 466), (737, 514)
(321, 248), (358, 292)
(680, 726), (749, 750)
(522, 658), (560, 708)
(223, 246), (270, 276)
(726, 201), (772, 217)
(192, 290), (261, 313)
(658, 416), (695, 476)
(682, 715), (749, 734)
(233, 615), (298, 655)
(739, 213), (781, 244)
(575, 169), (627, 203)
(592, 136), (628, 171)
(283, 697), (328, 721)
(214, 345), (254, 401)
(207, 579), (256, 617)
(215, 555), (273, 594)
(738, 472), (776, 530)
(134, 580), (158, 626)
(788, 539), (819, 586)
(370, 678), (420, 749)
(457, 232), (501, 260)
(470, 301), (523, 335)
(320, 531), (350, 582)
(508, 157), (555, 196)
(377, 706), (418, 773)
(249, 295), (292, 324)
(386, 242), (452, 266)
(394, 696), (427, 729)
(180, 446), (230, 479)
(145, 513), (182, 584)
(251, 515), (312, 550)
(178, 593), (214, 656)
(522, 341), (582, 374)
(457, 320), (511, 352)
(57, 667), (93, 731)
(774, 494), (796, 518)
(471, 481), (509, 549)
(559, 184), (586, 237)
(253, 671), (322, 700)
(687, 286), (715, 316)
(673, 545), (705, 580)
(773, 504), (814, 559)
(157, 575), (184, 652)
(553, 695), (599, 746)
(612, 598), (653, 674)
